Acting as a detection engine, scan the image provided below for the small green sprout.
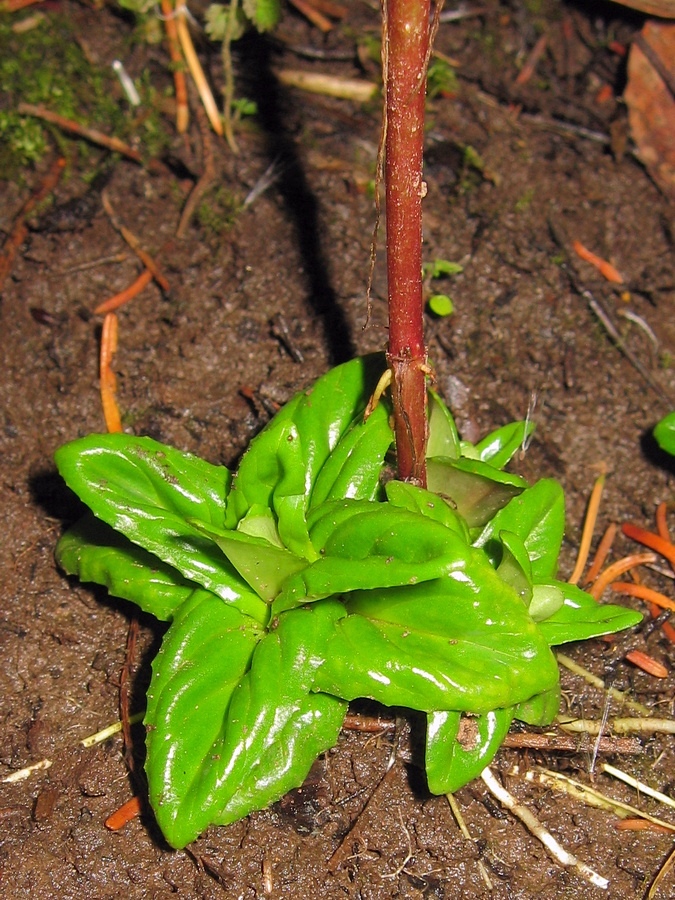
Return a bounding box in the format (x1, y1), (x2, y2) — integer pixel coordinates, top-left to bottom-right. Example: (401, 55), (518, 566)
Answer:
(427, 294), (454, 317)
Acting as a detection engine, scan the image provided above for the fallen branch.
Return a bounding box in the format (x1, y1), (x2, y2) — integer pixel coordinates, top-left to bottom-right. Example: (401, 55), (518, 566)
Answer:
(101, 190), (170, 292)
(16, 103), (167, 174)
(481, 766), (609, 889)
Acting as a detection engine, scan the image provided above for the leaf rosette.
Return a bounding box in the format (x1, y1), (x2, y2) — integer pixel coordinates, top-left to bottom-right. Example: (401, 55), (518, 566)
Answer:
(54, 355), (641, 847)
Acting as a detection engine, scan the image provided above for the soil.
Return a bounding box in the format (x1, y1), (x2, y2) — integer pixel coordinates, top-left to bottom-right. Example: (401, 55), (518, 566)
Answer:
(1, 1), (674, 897)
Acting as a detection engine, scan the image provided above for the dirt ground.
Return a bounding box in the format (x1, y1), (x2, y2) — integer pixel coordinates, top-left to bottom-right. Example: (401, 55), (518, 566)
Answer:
(1, 0), (674, 897)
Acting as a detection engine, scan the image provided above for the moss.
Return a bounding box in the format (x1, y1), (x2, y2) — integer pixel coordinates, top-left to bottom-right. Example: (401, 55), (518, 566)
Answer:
(0, 14), (170, 178)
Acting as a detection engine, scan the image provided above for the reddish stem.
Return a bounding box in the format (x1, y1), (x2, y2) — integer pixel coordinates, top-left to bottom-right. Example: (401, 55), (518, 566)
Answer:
(384, 0), (430, 486)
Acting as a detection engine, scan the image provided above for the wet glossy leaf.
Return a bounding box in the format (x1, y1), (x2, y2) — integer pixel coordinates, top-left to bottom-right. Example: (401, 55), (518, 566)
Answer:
(514, 685), (560, 725)
(314, 567), (559, 713)
(55, 434), (266, 622)
(146, 595), (346, 848)
(495, 531), (533, 606)
(309, 400), (392, 508)
(274, 506), (474, 613)
(385, 481), (470, 541)
(537, 582), (642, 645)
(226, 354), (384, 557)
(475, 420), (532, 469)
(654, 410), (675, 456)
(474, 479), (564, 581)
(426, 707), (514, 794)
(427, 390), (460, 459)
(426, 457), (526, 527)
(56, 513), (196, 621)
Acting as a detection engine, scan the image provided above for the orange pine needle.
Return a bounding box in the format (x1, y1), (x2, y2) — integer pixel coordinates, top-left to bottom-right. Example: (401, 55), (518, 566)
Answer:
(161, 0), (189, 133)
(583, 522), (617, 586)
(662, 620), (675, 645)
(589, 553), (656, 599)
(514, 34), (548, 87)
(615, 818), (672, 833)
(100, 313), (123, 434)
(572, 239), (624, 284)
(287, 0), (334, 32)
(655, 501), (671, 543)
(94, 269), (153, 315)
(621, 522), (675, 568)
(610, 582), (675, 613)
(568, 471), (606, 585)
(624, 649), (668, 679)
(104, 795), (142, 831)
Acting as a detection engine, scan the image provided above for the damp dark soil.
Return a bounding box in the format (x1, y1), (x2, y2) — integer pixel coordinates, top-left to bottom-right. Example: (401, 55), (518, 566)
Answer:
(1, 1), (674, 897)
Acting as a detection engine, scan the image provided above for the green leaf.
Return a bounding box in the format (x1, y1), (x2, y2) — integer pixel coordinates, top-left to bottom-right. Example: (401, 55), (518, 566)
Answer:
(314, 565), (559, 713)
(309, 400), (393, 508)
(226, 355), (385, 557)
(654, 411), (675, 457)
(474, 478), (564, 581)
(475, 420), (532, 469)
(426, 457), (526, 527)
(192, 519), (307, 602)
(54, 434), (266, 622)
(274, 506), (474, 613)
(426, 707), (514, 795)
(514, 685), (560, 726)
(146, 595), (346, 848)
(495, 531), (533, 606)
(242, 0), (281, 31)
(427, 294), (454, 317)
(537, 581), (642, 645)
(427, 390), (460, 460)
(56, 513), (196, 621)
(385, 480), (470, 541)
(528, 583), (564, 622)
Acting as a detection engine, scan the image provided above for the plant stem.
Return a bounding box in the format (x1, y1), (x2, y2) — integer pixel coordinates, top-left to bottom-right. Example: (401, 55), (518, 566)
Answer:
(384, 0), (430, 486)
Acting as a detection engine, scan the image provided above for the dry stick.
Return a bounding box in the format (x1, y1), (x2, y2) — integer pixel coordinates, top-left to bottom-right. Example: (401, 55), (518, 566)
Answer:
(514, 34), (548, 87)
(602, 762), (675, 812)
(220, 0), (241, 154)
(100, 191), (170, 292)
(276, 70), (378, 101)
(100, 313), (123, 433)
(342, 713), (642, 753)
(558, 717), (675, 735)
(288, 0), (333, 32)
(175, 2), (223, 136)
(648, 844), (675, 900)
(446, 793), (492, 890)
(555, 652), (653, 716)
(94, 269), (153, 315)
(568, 470), (606, 585)
(16, 103), (167, 175)
(176, 99), (216, 239)
(522, 767), (675, 834)
(0, 155), (66, 293)
(583, 522), (617, 586)
(160, 0), (189, 133)
(480, 766), (609, 889)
